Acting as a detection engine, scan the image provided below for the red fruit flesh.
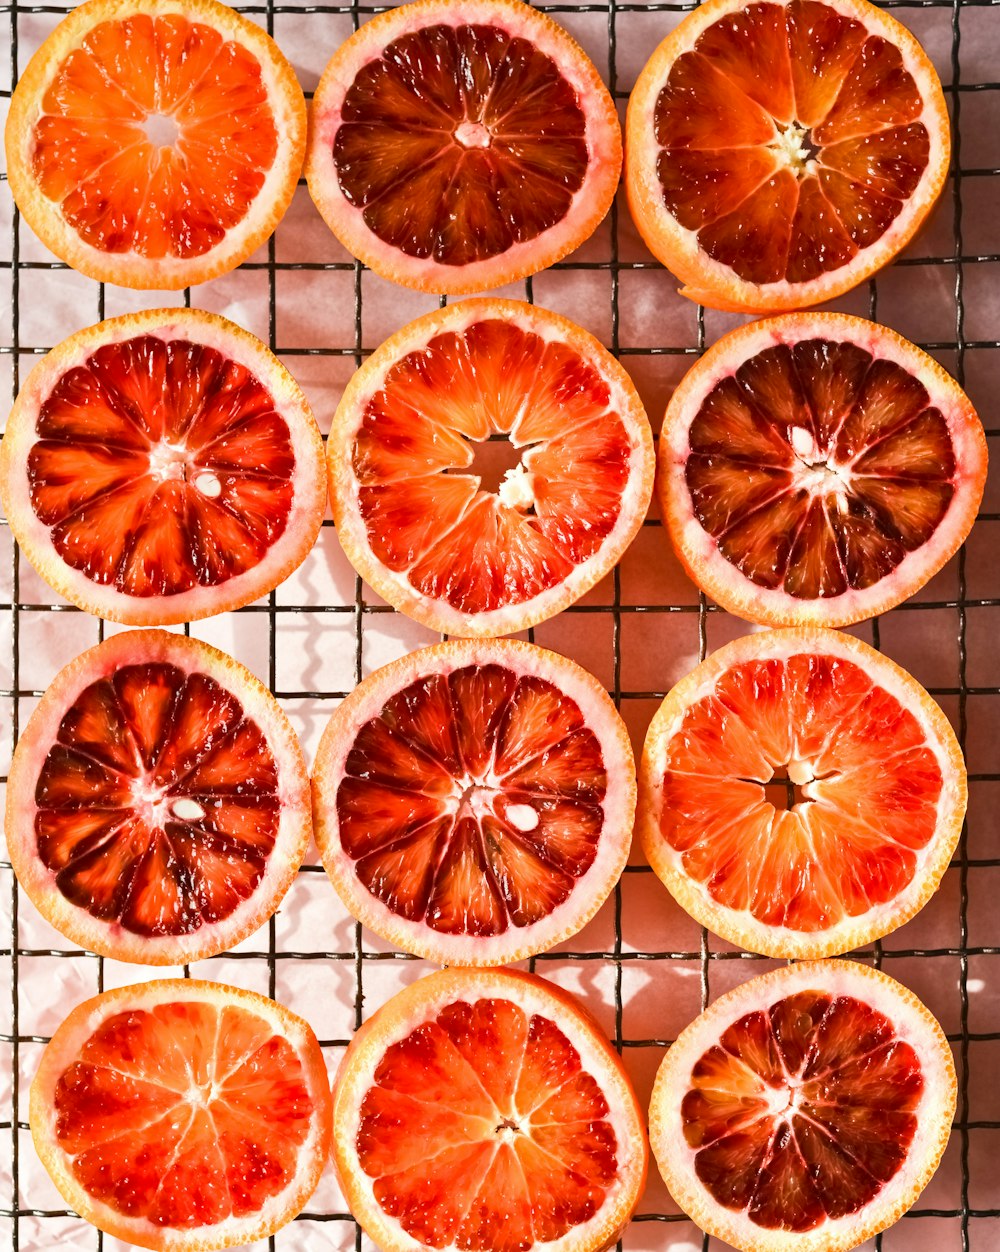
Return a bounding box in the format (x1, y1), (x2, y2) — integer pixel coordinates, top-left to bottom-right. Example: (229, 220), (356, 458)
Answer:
(659, 652), (943, 930)
(681, 990), (922, 1232)
(684, 338), (956, 598)
(353, 318), (630, 615)
(334, 25), (588, 265)
(337, 664), (607, 937)
(32, 14), (278, 258)
(34, 662), (279, 936)
(357, 997), (617, 1249)
(53, 1000), (313, 1228)
(28, 335), (295, 597)
(654, 0), (930, 284)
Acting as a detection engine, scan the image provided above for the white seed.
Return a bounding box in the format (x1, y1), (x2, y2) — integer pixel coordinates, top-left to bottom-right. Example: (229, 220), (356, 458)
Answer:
(790, 426), (819, 461)
(786, 759), (814, 786)
(171, 797), (206, 822)
(506, 803), (539, 832)
(194, 471), (222, 499)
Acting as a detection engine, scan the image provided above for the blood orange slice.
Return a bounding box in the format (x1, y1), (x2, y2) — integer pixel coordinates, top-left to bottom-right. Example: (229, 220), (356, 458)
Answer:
(6, 629), (311, 964)
(31, 979), (332, 1250)
(649, 960), (956, 1251)
(6, 0), (306, 289)
(625, 0), (950, 312)
(313, 640), (635, 965)
(659, 313), (987, 628)
(330, 299), (654, 637)
(333, 967), (647, 1252)
(0, 308), (326, 625)
(639, 628), (965, 959)
(305, 0), (621, 294)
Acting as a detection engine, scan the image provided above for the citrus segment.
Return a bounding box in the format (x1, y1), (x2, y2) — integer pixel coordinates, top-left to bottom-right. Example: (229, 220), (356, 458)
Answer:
(330, 299), (653, 637)
(639, 628), (965, 958)
(658, 313), (986, 627)
(650, 961), (956, 1251)
(306, 0), (622, 293)
(333, 968), (647, 1252)
(626, 0), (950, 311)
(1, 309), (326, 625)
(313, 640), (635, 965)
(6, 0), (306, 288)
(31, 980), (331, 1250)
(6, 630), (311, 964)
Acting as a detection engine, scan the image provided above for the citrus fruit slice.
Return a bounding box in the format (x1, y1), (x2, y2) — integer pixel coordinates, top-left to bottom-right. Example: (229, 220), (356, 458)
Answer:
(649, 960), (956, 1251)
(313, 639), (635, 965)
(330, 298), (654, 637)
(625, 0), (950, 312)
(333, 967), (648, 1252)
(305, 0), (621, 294)
(658, 313), (987, 628)
(31, 979), (332, 1250)
(0, 308), (326, 625)
(6, 0), (306, 289)
(639, 627), (965, 959)
(6, 629), (311, 964)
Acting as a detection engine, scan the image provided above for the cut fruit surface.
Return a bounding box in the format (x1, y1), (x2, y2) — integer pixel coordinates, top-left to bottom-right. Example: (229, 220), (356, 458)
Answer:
(6, 630), (311, 964)
(649, 960), (955, 1251)
(658, 313), (986, 627)
(312, 639), (635, 965)
(329, 299), (654, 637)
(305, 0), (621, 293)
(333, 967), (647, 1252)
(5, 0), (305, 288)
(31, 979), (331, 1250)
(625, 0), (950, 311)
(0, 308), (326, 625)
(639, 628), (965, 959)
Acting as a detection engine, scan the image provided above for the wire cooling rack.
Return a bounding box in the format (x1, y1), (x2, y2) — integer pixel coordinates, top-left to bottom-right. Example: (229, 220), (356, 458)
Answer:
(2, 1), (999, 1249)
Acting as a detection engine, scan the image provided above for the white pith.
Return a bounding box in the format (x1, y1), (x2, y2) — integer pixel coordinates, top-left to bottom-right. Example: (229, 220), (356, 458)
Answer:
(329, 298), (654, 637)
(0, 307), (326, 625)
(639, 627), (967, 959)
(334, 969), (647, 1252)
(650, 961), (956, 1252)
(5, 630), (312, 965)
(305, 0), (621, 294)
(313, 639), (636, 965)
(658, 313), (987, 628)
(30, 980), (331, 1252)
(5, 0), (305, 289)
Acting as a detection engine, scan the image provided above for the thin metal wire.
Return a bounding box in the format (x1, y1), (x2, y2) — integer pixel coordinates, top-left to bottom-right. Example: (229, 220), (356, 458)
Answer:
(1, 0), (998, 1247)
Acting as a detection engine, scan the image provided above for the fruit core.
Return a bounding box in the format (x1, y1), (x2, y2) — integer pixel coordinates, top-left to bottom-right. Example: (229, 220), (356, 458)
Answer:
(28, 334), (296, 598)
(682, 989), (922, 1231)
(685, 337), (957, 600)
(31, 14), (279, 259)
(353, 317), (632, 615)
(658, 651), (944, 932)
(333, 24), (589, 265)
(34, 660), (281, 937)
(54, 999), (314, 1228)
(336, 663), (608, 937)
(653, 0), (931, 284)
(357, 995), (619, 1248)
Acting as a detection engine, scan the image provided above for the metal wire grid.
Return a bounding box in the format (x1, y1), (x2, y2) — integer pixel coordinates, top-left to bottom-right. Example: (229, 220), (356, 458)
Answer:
(0, 0), (998, 1248)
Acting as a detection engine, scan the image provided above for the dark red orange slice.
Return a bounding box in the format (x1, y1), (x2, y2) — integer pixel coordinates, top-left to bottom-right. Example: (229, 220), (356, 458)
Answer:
(6, 0), (305, 288)
(658, 313), (986, 628)
(6, 629), (311, 963)
(626, 0), (950, 311)
(332, 968), (647, 1252)
(650, 961), (956, 1251)
(30, 980), (331, 1250)
(639, 627), (965, 959)
(0, 309), (326, 625)
(312, 639), (635, 965)
(305, 0), (621, 293)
